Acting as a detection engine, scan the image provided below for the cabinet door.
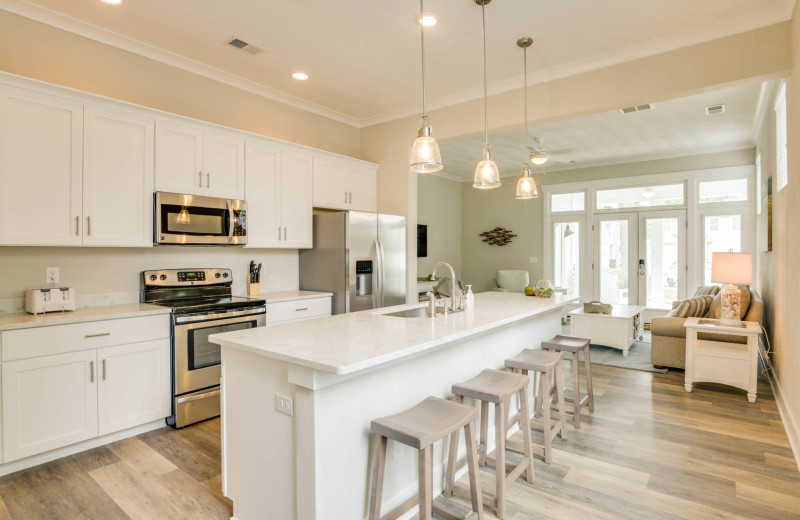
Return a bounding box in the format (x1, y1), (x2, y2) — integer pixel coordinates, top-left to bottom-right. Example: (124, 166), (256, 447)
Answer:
(97, 339), (170, 436)
(281, 150), (313, 248)
(204, 130), (245, 200)
(349, 165), (377, 212)
(0, 86), (83, 246)
(244, 140), (281, 248)
(154, 120), (204, 196)
(312, 156), (349, 210)
(83, 106), (154, 247)
(2, 350), (98, 463)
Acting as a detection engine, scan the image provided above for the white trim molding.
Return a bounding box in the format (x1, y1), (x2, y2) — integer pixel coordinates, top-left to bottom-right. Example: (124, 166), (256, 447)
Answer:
(764, 367), (800, 475)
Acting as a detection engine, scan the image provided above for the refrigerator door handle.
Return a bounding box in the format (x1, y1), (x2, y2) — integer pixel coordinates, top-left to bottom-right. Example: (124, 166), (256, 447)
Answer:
(371, 239), (379, 309)
(377, 239), (387, 308)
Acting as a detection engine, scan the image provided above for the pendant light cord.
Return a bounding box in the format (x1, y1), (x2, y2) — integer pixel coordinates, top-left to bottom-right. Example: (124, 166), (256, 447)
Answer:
(420, 0), (427, 118)
(481, 1), (489, 147)
(523, 45), (527, 161)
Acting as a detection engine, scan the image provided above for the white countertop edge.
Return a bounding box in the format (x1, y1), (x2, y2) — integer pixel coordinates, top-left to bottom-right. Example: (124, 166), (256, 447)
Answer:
(216, 296), (579, 376)
(262, 291), (333, 304)
(0, 303), (171, 332)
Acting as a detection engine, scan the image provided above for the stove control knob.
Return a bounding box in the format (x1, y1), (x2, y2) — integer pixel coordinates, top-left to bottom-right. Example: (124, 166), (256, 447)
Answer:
(222, 272), (229, 278)
(215, 273), (221, 279)
(159, 274), (167, 281)
(149, 274), (157, 281)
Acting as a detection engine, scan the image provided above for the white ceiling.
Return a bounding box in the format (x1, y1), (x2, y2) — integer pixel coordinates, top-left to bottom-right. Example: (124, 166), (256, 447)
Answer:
(437, 82), (763, 181)
(2, 0), (794, 127)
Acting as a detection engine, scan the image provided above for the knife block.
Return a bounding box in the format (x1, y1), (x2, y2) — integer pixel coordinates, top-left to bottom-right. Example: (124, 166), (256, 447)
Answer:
(247, 282), (260, 297)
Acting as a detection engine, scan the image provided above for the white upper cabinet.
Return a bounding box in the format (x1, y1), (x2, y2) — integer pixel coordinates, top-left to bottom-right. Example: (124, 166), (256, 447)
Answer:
(203, 130), (245, 200)
(83, 106), (154, 247)
(312, 156), (377, 212)
(154, 120), (204, 196)
(280, 149), (313, 248)
(0, 86), (83, 246)
(155, 121), (244, 200)
(245, 140), (312, 249)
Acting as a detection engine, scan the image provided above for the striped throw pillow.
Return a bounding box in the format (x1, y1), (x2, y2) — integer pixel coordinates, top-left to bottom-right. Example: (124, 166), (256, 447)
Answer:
(693, 285), (721, 297)
(668, 296), (714, 318)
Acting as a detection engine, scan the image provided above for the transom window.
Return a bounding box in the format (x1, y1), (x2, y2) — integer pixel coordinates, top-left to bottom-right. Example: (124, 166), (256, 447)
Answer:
(596, 184), (684, 210)
(551, 192), (585, 212)
(699, 178), (748, 203)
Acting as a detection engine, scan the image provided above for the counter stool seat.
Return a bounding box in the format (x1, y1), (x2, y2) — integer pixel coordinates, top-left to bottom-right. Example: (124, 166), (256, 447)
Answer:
(369, 397), (484, 520)
(505, 349), (567, 464)
(542, 335), (594, 428)
(447, 369), (535, 520)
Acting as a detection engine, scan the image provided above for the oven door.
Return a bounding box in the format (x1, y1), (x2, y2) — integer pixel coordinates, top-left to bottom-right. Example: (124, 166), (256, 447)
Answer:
(173, 309), (265, 395)
(155, 192), (247, 245)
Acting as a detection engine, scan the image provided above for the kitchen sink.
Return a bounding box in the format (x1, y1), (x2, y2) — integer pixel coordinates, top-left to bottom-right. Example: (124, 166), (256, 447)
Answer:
(382, 307), (443, 318)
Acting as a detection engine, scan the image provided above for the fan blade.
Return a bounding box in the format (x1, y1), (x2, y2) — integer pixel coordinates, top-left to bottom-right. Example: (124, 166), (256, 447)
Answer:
(548, 147), (576, 156)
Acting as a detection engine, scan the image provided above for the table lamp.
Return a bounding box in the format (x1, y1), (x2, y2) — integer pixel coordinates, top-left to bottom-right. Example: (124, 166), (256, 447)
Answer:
(711, 252), (752, 326)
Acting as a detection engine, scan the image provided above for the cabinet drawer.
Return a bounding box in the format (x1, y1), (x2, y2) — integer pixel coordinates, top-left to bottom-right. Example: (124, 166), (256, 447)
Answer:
(266, 297), (331, 325)
(2, 315), (170, 362)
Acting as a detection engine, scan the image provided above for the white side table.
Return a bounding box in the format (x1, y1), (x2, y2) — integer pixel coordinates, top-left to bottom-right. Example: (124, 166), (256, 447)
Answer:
(684, 318), (762, 402)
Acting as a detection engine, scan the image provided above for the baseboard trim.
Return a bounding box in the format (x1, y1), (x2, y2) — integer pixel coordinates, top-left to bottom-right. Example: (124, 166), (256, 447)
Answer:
(764, 366), (800, 474)
(0, 419), (166, 477)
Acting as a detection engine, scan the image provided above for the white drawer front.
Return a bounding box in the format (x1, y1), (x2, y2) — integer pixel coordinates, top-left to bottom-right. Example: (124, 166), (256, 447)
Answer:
(266, 297), (331, 325)
(2, 315), (170, 362)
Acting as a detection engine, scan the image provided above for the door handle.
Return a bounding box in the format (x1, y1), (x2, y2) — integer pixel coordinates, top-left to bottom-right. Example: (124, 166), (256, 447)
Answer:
(198, 171), (203, 187)
(75, 216), (80, 236)
(283, 227), (287, 241)
(102, 359), (107, 380)
(278, 226), (282, 240)
(206, 172), (211, 189)
(638, 259), (646, 275)
(87, 216), (91, 236)
(348, 192), (352, 204)
(226, 200), (234, 242)
(89, 361), (95, 383)
(344, 191), (348, 203)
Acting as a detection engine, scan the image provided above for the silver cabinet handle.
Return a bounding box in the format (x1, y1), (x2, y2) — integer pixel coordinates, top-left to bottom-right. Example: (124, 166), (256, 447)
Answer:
(283, 227), (287, 240)
(344, 191), (348, 203)
(207, 172), (211, 189)
(89, 361), (94, 383)
(84, 332), (110, 338)
(198, 171), (202, 187)
(278, 226), (282, 240)
(75, 216), (79, 236)
(87, 216), (91, 236)
(102, 359), (107, 380)
(348, 192), (352, 204)
(295, 307), (309, 312)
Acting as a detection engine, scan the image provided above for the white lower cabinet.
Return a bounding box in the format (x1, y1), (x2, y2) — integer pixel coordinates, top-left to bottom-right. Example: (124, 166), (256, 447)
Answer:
(266, 297), (332, 325)
(2, 350), (98, 463)
(0, 315), (170, 464)
(97, 339), (170, 436)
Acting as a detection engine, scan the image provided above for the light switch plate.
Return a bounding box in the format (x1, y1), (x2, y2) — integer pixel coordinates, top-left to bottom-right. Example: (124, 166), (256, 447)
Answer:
(275, 393), (294, 416)
(529, 257), (538, 264)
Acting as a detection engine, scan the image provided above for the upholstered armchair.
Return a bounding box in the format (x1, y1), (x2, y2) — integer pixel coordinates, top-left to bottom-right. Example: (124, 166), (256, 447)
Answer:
(491, 270), (530, 293)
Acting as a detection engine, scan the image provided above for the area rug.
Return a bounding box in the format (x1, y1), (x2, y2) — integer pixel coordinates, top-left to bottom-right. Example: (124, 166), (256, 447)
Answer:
(564, 340), (668, 374)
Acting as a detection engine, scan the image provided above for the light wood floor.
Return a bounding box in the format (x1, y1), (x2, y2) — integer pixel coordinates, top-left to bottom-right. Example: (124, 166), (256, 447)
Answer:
(0, 363), (797, 520)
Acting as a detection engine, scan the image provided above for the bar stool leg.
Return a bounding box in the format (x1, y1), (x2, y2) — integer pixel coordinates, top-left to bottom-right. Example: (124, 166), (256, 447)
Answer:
(418, 445), (433, 520)
(368, 435), (387, 520)
(464, 422), (485, 520)
(554, 360), (568, 441)
(571, 350), (581, 428)
(518, 385), (535, 484)
(540, 367), (553, 463)
(479, 400), (489, 467)
(444, 428), (459, 498)
(532, 371), (542, 418)
(584, 345), (595, 413)
(494, 400), (507, 519)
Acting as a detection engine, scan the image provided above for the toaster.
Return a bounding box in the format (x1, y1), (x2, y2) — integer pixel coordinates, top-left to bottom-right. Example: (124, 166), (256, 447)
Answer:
(25, 287), (77, 314)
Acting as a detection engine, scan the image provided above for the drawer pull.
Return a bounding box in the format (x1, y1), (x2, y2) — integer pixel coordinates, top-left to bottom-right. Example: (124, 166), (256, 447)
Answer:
(295, 307), (309, 312)
(84, 332), (111, 338)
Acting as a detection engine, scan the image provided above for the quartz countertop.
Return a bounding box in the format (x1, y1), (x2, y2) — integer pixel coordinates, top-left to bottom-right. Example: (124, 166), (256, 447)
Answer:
(211, 292), (578, 376)
(0, 303), (171, 332)
(262, 291), (333, 303)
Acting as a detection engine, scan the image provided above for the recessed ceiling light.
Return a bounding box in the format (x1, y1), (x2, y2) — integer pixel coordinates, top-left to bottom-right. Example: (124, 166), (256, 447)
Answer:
(419, 14), (437, 26)
(101, 0), (122, 4)
(292, 72), (309, 81)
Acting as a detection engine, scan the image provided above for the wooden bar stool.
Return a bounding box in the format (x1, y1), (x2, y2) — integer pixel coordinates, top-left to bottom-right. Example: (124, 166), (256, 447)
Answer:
(446, 369), (534, 520)
(368, 396), (484, 520)
(505, 349), (567, 463)
(542, 335), (594, 428)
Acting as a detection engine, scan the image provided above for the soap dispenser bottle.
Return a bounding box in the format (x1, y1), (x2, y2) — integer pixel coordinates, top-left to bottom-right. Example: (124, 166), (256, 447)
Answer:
(465, 285), (475, 309)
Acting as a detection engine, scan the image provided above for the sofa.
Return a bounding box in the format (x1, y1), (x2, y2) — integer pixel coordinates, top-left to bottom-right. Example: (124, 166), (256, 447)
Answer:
(650, 289), (763, 369)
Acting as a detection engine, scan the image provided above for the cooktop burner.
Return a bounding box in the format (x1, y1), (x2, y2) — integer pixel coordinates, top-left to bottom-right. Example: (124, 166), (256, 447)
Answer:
(141, 268), (266, 315)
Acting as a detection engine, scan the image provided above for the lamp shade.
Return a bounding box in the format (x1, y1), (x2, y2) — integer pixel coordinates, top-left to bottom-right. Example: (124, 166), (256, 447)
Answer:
(711, 252), (752, 284)
(409, 135), (443, 173)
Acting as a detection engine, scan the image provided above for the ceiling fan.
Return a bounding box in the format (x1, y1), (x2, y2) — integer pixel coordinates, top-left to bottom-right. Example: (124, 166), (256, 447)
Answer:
(528, 137), (576, 166)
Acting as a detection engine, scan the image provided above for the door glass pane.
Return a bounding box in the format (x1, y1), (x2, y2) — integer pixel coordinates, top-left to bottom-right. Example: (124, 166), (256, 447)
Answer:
(599, 220), (629, 304)
(698, 179), (748, 203)
(551, 192), (585, 212)
(704, 215), (742, 284)
(188, 320), (256, 370)
(597, 184), (684, 209)
(553, 222), (580, 296)
(644, 217), (679, 309)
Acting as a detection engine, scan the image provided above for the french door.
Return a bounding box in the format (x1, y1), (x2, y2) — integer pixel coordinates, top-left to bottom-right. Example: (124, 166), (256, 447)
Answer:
(593, 210), (686, 309)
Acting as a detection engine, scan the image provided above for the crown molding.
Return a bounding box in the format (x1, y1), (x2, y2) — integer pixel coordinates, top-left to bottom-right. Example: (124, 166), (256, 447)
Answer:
(1, 0), (794, 129)
(0, 0), (363, 128)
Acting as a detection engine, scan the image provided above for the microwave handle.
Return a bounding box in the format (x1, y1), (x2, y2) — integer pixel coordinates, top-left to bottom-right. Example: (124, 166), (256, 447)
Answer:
(226, 200), (234, 243)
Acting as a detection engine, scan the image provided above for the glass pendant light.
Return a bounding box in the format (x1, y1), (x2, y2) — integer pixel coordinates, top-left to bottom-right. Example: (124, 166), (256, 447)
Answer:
(409, 0), (443, 173)
(473, 0), (500, 189)
(515, 37), (539, 199)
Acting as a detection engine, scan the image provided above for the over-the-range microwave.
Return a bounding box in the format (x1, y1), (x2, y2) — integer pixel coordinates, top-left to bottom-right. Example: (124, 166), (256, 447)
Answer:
(154, 192), (247, 245)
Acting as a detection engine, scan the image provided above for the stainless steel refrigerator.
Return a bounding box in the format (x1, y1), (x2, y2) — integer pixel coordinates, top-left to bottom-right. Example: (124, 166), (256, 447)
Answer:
(299, 211), (407, 315)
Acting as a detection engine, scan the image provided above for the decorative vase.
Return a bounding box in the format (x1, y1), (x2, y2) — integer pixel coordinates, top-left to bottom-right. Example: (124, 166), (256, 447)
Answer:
(720, 284), (742, 325)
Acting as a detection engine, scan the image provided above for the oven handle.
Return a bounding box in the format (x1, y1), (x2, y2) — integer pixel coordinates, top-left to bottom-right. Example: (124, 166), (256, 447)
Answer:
(176, 388), (221, 404)
(174, 306), (266, 324)
(227, 200), (234, 243)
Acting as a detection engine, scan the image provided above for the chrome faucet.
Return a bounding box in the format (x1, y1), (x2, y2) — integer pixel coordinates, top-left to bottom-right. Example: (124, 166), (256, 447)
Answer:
(431, 261), (459, 313)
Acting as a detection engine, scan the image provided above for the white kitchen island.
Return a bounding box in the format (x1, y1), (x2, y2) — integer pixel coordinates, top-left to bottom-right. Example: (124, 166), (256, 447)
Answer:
(210, 292), (578, 520)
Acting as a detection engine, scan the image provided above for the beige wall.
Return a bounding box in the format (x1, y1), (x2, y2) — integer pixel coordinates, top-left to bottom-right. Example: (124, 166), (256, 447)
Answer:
(458, 149), (756, 293)
(758, 4), (800, 456)
(417, 175), (462, 279)
(0, 10), (360, 157)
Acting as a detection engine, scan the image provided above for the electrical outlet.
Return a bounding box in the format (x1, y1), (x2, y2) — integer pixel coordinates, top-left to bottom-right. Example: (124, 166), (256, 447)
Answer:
(529, 257), (538, 264)
(275, 393), (294, 416)
(46, 267), (60, 284)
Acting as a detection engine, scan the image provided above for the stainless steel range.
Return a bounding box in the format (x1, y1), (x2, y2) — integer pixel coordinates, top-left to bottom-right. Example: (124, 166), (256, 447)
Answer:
(141, 268), (266, 428)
